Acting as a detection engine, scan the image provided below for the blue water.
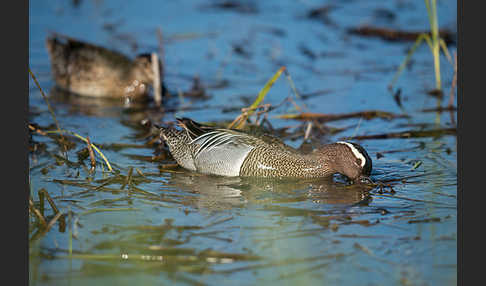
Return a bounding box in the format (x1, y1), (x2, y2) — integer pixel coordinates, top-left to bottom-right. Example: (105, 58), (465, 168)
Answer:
(29, 1), (457, 285)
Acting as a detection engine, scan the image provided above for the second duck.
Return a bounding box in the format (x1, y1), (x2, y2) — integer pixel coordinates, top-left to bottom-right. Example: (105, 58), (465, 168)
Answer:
(46, 34), (163, 100)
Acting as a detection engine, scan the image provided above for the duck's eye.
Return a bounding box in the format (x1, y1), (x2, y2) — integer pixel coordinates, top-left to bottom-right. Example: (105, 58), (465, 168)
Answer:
(356, 158), (362, 167)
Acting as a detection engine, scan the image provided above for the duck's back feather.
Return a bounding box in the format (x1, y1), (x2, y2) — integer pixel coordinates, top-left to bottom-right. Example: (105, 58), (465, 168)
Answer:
(176, 118), (255, 176)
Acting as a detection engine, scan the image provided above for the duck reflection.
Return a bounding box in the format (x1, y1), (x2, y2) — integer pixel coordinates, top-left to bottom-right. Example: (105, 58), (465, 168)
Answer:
(165, 171), (372, 212)
(48, 86), (145, 117)
(48, 86), (169, 126)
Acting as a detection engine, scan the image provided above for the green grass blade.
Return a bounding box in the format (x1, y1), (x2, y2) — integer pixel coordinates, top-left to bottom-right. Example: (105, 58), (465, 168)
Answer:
(248, 66), (286, 115)
(439, 39), (453, 65)
(389, 34), (428, 90)
(423, 34), (434, 52)
(229, 66), (286, 129)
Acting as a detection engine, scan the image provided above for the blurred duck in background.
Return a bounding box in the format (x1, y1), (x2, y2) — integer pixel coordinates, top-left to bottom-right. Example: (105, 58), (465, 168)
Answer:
(46, 34), (164, 101)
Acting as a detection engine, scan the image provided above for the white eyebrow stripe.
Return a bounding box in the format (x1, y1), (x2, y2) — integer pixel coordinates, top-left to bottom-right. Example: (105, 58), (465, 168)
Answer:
(337, 141), (366, 167)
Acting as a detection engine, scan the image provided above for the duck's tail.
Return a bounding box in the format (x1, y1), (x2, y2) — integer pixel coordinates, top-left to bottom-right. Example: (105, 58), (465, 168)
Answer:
(175, 117), (215, 140)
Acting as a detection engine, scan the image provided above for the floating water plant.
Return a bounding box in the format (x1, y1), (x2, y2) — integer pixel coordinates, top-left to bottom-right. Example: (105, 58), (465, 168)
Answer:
(45, 129), (113, 172)
(29, 68), (114, 172)
(29, 188), (66, 242)
(389, 0), (453, 92)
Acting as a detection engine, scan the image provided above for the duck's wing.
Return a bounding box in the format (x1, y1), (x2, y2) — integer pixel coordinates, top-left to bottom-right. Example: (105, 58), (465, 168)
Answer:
(47, 34), (100, 60)
(46, 34), (132, 71)
(192, 130), (257, 177)
(177, 117), (298, 156)
(177, 118), (260, 153)
(177, 118), (258, 176)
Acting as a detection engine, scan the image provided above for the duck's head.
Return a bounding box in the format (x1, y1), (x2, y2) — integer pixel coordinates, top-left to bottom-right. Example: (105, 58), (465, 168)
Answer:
(320, 141), (373, 184)
(125, 53), (165, 99)
(132, 53), (164, 85)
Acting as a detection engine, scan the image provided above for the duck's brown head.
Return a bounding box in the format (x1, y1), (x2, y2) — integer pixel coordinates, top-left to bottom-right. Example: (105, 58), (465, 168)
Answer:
(319, 141), (373, 183)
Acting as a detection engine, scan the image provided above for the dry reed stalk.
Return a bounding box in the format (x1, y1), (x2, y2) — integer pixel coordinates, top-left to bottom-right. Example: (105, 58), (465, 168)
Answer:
(45, 212), (64, 232)
(121, 167), (134, 190)
(86, 136), (96, 171)
(448, 52), (457, 108)
(29, 68), (68, 153)
(28, 124), (47, 136)
(29, 198), (47, 227)
(152, 53), (162, 106)
(39, 188), (60, 214)
(304, 122), (313, 140)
